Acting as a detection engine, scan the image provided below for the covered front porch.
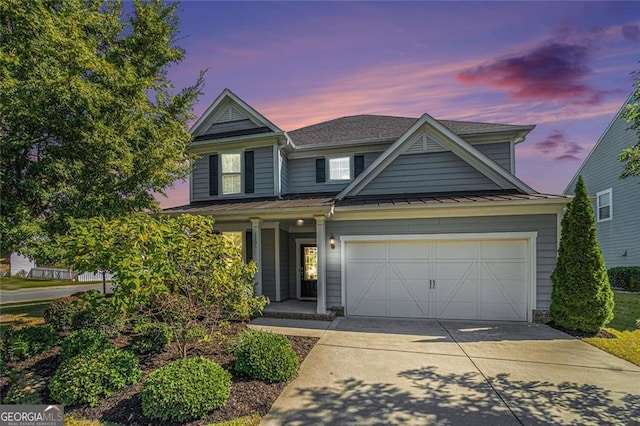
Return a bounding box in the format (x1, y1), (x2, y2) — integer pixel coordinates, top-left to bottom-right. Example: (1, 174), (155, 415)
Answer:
(164, 195), (335, 315)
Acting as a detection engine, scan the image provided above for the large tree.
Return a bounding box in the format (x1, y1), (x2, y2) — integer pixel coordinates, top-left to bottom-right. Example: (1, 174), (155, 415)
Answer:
(0, 0), (203, 260)
(550, 176), (614, 332)
(620, 67), (640, 178)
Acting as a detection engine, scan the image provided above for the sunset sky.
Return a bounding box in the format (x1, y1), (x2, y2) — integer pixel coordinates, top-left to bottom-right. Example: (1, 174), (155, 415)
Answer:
(157, 1), (640, 208)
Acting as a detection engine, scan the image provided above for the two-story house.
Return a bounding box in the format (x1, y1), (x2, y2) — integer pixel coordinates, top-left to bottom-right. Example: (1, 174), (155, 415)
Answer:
(565, 95), (639, 267)
(166, 89), (569, 322)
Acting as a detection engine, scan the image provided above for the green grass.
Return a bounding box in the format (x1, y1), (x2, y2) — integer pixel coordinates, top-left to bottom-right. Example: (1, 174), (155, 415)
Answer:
(0, 276), (99, 291)
(208, 414), (261, 426)
(583, 291), (640, 366)
(0, 300), (50, 329)
(608, 291), (640, 331)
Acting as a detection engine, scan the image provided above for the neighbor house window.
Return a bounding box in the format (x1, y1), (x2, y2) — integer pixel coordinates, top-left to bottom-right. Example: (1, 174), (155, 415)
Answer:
(329, 157), (351, 180)
(221, 152), (241, 194)
(596, 188), (612, 222)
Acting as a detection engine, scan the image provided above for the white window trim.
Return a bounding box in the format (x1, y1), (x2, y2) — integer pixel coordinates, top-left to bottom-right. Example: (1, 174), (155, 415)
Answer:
(327, 155), (353, 182)
(596, 188), (612, 222)
(220, 150), (244, 196)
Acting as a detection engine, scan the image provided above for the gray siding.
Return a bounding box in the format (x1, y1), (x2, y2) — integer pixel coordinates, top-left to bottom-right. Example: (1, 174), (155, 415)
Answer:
(359, 151), (501, 196)
(565, 112), (640, 267)
(262, 229), (276, 300)
(279, 229), (290, 301)
(191, 146), (274, 201)
(280, 151), (289, 195)
(287, 152), (380, 194)
(325, 214), (557, 311)
(475, 142), (512, 172)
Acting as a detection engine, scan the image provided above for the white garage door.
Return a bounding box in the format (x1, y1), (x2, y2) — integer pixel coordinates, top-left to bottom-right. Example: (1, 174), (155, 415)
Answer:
(345, 238), (530, 321)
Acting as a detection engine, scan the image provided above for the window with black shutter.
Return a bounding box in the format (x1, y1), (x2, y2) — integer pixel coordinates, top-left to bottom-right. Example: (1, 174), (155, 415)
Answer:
(244, 151), (254, 193)
(315, 158), (326, 183)
(209, 154), (218, 196)
(354, 155), (365, 177)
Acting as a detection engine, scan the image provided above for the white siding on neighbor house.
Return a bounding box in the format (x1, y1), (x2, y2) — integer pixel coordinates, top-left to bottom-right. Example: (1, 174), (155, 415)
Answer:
(10, 253), (35, 276)
(565, 112), (640, 267)
(475, 142), (512, 173)
(287, 152), (381, 194)
(325, 214), (557, 311)
(358, 151), (501, 196)
(191, 146), (274, 201)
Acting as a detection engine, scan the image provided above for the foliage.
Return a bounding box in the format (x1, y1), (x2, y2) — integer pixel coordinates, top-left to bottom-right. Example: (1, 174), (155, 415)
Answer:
(63, 213), (266, 356)
(551, 176), (615, 332)
(620, 67), (640, 178)
(49, 348), (142, 406)
(60, 329), (113, 361)
(607, 266), (640, 292)
(5, 325), (59, 361)
(128, 324), (171, 355)
(209, 414), (262, 426)
(0, 357), (6, 377)
(4, 370), (46, 404)
(230, 330), (299, 383)
(141, 357), (232, 422)
(607, 291), (640, 332)
(584, 328), (640, 367)
(44, 297), (81, 332)
(0, 0), (204, 260)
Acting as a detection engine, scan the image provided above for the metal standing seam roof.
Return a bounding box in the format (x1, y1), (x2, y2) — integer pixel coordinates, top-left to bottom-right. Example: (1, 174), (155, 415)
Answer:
(287, 115), (534, 147)
(163, 192), (570, 215)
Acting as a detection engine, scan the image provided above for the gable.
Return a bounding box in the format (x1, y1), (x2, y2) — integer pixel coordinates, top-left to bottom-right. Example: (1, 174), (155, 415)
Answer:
(337, 114), (535, 200)
(190, 89), (282, 141)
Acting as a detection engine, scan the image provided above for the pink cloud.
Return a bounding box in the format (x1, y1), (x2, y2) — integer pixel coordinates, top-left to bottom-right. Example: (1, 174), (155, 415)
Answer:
(456, 42), (607, 105)
(529, 130), (585, 162)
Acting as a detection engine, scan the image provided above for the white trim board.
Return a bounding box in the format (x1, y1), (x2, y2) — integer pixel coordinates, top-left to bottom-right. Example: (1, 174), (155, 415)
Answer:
(340, 232), (537, 322)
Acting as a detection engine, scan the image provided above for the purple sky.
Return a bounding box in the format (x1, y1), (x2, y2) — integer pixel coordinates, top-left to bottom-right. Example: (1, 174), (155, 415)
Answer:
(156, 1), (640, 208)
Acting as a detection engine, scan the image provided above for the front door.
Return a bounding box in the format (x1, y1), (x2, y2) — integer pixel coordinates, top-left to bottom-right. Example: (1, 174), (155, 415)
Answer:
(300, 244), (318, 299)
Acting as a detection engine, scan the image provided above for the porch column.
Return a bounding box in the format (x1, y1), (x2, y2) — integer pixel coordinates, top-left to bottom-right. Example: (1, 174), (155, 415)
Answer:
(250, 218), (263, 295)
(314, 215), (327, 314)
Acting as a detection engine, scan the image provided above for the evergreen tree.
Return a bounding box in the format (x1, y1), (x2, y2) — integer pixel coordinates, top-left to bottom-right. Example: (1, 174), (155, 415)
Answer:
(550, 176), (614, 332)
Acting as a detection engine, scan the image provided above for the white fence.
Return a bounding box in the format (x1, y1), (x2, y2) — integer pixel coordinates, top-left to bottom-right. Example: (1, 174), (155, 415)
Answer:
(28, 267), (113, 282)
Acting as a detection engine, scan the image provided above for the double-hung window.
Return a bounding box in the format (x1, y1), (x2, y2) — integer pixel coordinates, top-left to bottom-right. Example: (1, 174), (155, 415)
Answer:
(596, 188), (612, 222)
(329, 156), (351, 181)
(221, 152), (242, 195)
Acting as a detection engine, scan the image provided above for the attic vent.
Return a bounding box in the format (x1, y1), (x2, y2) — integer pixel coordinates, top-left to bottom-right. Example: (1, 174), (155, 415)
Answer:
(214, 105), (247, 123)
(405, 133), (446, 154)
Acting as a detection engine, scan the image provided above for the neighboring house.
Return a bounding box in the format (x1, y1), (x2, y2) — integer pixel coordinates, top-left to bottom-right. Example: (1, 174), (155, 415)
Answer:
(565, 97), (640, 268)
(10, 252), (36, 276)
(166, 89), (569, 322)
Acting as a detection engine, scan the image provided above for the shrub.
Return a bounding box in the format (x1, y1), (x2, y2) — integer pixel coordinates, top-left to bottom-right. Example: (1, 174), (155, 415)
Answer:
(60, 330), (113, 361)
(230, 330), (299, 383)
(128, 325), (171, 355)
(49, 348), (142, 406)
(551, 176), (614, 332)
(4, 371), (46, 404)
(72, 291), (126, 337)
(6, 325), (59, 361)
(142, 357), (231, 422)
(607, 266), (640, 292)
(44, 296), (81, 332)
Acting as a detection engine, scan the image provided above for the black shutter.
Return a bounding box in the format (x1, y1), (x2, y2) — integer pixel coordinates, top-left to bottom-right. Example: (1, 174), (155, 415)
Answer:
(209, 154), (218, 196)
(354, 155), (365, 177)
(315, 158), (326, 183)
(244, 150), (254, 193)
(245, 230), (253, 262)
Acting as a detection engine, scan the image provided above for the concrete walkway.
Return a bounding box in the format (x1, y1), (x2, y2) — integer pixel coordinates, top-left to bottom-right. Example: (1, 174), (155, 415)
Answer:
(252, 317), (640, 425)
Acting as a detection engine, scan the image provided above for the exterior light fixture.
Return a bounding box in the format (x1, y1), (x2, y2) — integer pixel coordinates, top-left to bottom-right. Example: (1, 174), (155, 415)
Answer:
(296, 219), (304, 226)
(329, 235), (336, 250)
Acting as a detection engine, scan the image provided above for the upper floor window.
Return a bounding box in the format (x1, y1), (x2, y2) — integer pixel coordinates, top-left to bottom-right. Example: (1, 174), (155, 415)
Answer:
(329, 157), (351, 181)
(596, 188), (612, 222)
(221, 152), (242, 194)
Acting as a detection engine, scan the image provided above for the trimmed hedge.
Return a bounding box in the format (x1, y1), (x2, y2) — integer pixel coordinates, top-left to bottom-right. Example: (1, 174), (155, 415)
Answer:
(141, 357), (231, 422)
(608, 266), (640, 292)
(6, 325), (59, 361)
(230, 330), (299, 383)
(44, 296), (81, 332)
(49, 348), (142, 406)
(60, 329), (113, 361)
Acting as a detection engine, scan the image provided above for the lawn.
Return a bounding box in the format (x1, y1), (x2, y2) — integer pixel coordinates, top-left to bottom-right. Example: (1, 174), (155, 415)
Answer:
(0, 276), (101, 291)
(583, 291), (640, 366)
(0, 300), (49, 329)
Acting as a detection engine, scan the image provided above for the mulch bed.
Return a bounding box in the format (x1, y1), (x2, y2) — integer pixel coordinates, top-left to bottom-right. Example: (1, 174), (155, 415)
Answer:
(548, 322), (616, 339)
(0, 322), (318, 425)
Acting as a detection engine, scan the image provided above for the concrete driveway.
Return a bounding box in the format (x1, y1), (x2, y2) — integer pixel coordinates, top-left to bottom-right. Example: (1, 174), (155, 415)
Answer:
(251, 317), (640, 425)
